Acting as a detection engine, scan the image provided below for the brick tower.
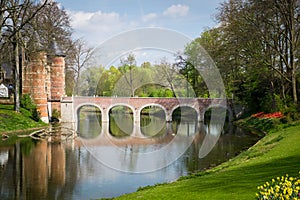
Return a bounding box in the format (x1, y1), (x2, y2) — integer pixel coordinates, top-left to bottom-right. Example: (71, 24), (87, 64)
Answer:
(22, 40), (66, 123)
(22, 51), (49, 122)
(48, 47), (66, 117)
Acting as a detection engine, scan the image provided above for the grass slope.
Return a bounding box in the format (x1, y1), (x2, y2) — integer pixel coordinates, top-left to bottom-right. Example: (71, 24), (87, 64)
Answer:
(114, 123), (300, 200)
(0, 104), (47, 133)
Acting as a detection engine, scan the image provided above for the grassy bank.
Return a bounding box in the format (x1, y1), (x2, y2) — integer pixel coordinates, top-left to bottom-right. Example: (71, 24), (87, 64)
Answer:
(0, 104), (47, 133)
(113, 121), (300, 200)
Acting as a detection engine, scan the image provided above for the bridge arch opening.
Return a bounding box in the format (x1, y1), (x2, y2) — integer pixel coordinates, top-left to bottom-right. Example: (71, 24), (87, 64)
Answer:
(171, 106), (198, 136)
(109, 105), (134, 138)
(204, 105), (232, 125)
(171, 105), (198, 122)
(140, 104), (167, 137)
(77, 104), (102, 139)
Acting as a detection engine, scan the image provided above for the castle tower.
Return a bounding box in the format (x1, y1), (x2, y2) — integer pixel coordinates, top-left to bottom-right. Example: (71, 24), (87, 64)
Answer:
(48, 55), (65, 115)
(22, 39), (66, 123)
(22, 51), (49, 123)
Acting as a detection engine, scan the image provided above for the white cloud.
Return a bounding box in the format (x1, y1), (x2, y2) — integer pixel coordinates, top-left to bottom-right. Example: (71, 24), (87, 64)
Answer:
(69, 10), (123, 32)
(142, 13), (157, 22)
(68, 10), (136, 45)
(66, 4), (190, 45)
(163, 4), (189, 18)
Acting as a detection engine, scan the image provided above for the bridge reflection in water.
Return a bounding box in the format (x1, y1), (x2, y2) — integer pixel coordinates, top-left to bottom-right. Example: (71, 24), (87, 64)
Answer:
(75, 107), (205, 146)
(73, 107), (225, 173)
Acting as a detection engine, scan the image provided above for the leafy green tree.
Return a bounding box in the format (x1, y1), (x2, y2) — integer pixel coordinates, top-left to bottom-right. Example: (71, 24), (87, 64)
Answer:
(78, 66), (103, 96)
(118, 53), (138, 97)
(95, 66), (120, 96)
(116, 54), (155, 97)
(198, 0), (300, 114)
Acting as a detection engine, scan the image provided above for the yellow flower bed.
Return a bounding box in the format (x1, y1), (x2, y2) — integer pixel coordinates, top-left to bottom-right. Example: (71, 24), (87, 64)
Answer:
(256, 172), (300, 199)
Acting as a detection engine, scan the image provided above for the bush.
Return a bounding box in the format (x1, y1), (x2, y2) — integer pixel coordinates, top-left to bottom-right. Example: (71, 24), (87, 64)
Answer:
(20, 94), (40, 122)
(50, 109), (60, 123)
(274, 94), (299, 121)
(256, 173), (300, 199)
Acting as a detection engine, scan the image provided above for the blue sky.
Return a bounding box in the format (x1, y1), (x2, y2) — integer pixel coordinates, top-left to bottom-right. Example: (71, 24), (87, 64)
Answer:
(56, 0), (225, 46)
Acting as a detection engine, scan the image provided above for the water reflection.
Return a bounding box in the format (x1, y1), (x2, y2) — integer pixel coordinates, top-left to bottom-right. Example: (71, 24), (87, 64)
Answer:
(109, 106), (134, 137)
(140, 106), (166, 137)
(0, 113), (260, 199)
(0, 139), (76, 200)
(77, 106), (101, 139)
(109, 114), (133, 137)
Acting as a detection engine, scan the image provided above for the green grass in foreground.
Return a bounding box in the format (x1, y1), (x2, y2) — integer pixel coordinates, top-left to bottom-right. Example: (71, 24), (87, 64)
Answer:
(0, 104), (47, 133)
(113, 122), (300, 200)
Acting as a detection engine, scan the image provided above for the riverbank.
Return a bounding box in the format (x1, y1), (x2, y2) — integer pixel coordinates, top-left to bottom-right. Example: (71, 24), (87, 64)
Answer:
(0, 104), (47, 133)
(113, 121), (300, 200)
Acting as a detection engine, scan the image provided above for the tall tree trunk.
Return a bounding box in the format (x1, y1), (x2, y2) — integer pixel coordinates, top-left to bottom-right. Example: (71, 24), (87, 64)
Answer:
(75, 73), (80, 95)
(292, 66), (297, 104)
(129, 68), (135, 97)
(288, 0), (298, 104)
(14, 39), (20, 112)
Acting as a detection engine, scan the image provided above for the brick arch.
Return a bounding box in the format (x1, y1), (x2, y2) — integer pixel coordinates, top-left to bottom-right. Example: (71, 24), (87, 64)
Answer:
(75, 103), (103, 133)
(107, 103), (136, 122)
(138, 103), (168, 121)
(170, 104), (200, 122)
(76, 103), (103, 116)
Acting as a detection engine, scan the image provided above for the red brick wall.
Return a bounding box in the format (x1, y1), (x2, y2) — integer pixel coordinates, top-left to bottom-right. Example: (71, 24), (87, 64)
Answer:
(22, 52), (66, 121)
(49, 56), (65, 115)
(22, 51), (48, 120)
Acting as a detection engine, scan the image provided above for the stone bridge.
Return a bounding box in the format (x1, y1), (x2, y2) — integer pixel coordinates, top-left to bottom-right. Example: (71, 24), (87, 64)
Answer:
(60, 96), (231, 123)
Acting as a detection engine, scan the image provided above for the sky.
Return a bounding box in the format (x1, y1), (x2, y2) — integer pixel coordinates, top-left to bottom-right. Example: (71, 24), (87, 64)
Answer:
(54, 0), (225, 66)
(55, 0), (224, 45)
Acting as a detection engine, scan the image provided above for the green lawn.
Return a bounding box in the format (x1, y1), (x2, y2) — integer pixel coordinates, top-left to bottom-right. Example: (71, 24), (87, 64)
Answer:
(0, 104), (47, 133)
(114, 122), (300, 200)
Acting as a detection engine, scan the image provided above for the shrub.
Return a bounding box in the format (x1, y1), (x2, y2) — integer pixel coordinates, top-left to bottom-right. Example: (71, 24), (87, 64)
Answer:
(50, 109), (60, 123)
(256, 172), (300, 199)
(20, 94), (40, 122)
(274, 94), (299, 121)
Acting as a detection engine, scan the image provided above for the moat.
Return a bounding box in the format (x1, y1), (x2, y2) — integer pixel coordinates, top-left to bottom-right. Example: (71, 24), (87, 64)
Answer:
(0, 109), (260, 200)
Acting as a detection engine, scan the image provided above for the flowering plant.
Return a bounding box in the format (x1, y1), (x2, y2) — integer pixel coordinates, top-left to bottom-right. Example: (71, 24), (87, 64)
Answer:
(251, 112), (284, 119)
(256, 173), (300, 199)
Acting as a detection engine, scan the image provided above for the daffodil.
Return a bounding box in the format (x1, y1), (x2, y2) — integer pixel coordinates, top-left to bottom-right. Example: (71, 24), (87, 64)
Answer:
(256, 173), (300, 200)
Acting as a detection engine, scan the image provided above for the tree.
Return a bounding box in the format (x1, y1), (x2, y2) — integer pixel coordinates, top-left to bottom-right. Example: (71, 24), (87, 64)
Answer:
(69, 38), (94, 95)
(78, 66), (103, 96)
(26, 1), (73, 53)
(28, 1), (75, 95)
(154, 58), (183, 97)
(175, 52), (207, 97)
(118, 54), (138, 97)
(213, 0), (300, 112)
(1, 0), (50, 112)
(96, 66), (121, 96)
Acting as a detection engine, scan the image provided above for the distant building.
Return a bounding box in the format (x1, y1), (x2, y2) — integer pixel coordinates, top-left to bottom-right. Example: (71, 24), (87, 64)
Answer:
(0, 63), (14, 85)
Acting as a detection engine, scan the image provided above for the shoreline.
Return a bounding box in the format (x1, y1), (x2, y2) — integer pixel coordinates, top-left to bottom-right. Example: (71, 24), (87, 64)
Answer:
(0, 104), (48, 135)
(1, 125), (49, 135)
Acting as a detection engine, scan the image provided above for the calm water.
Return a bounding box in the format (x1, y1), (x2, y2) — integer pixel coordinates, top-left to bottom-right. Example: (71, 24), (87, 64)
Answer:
(0, 112), (260, 199)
